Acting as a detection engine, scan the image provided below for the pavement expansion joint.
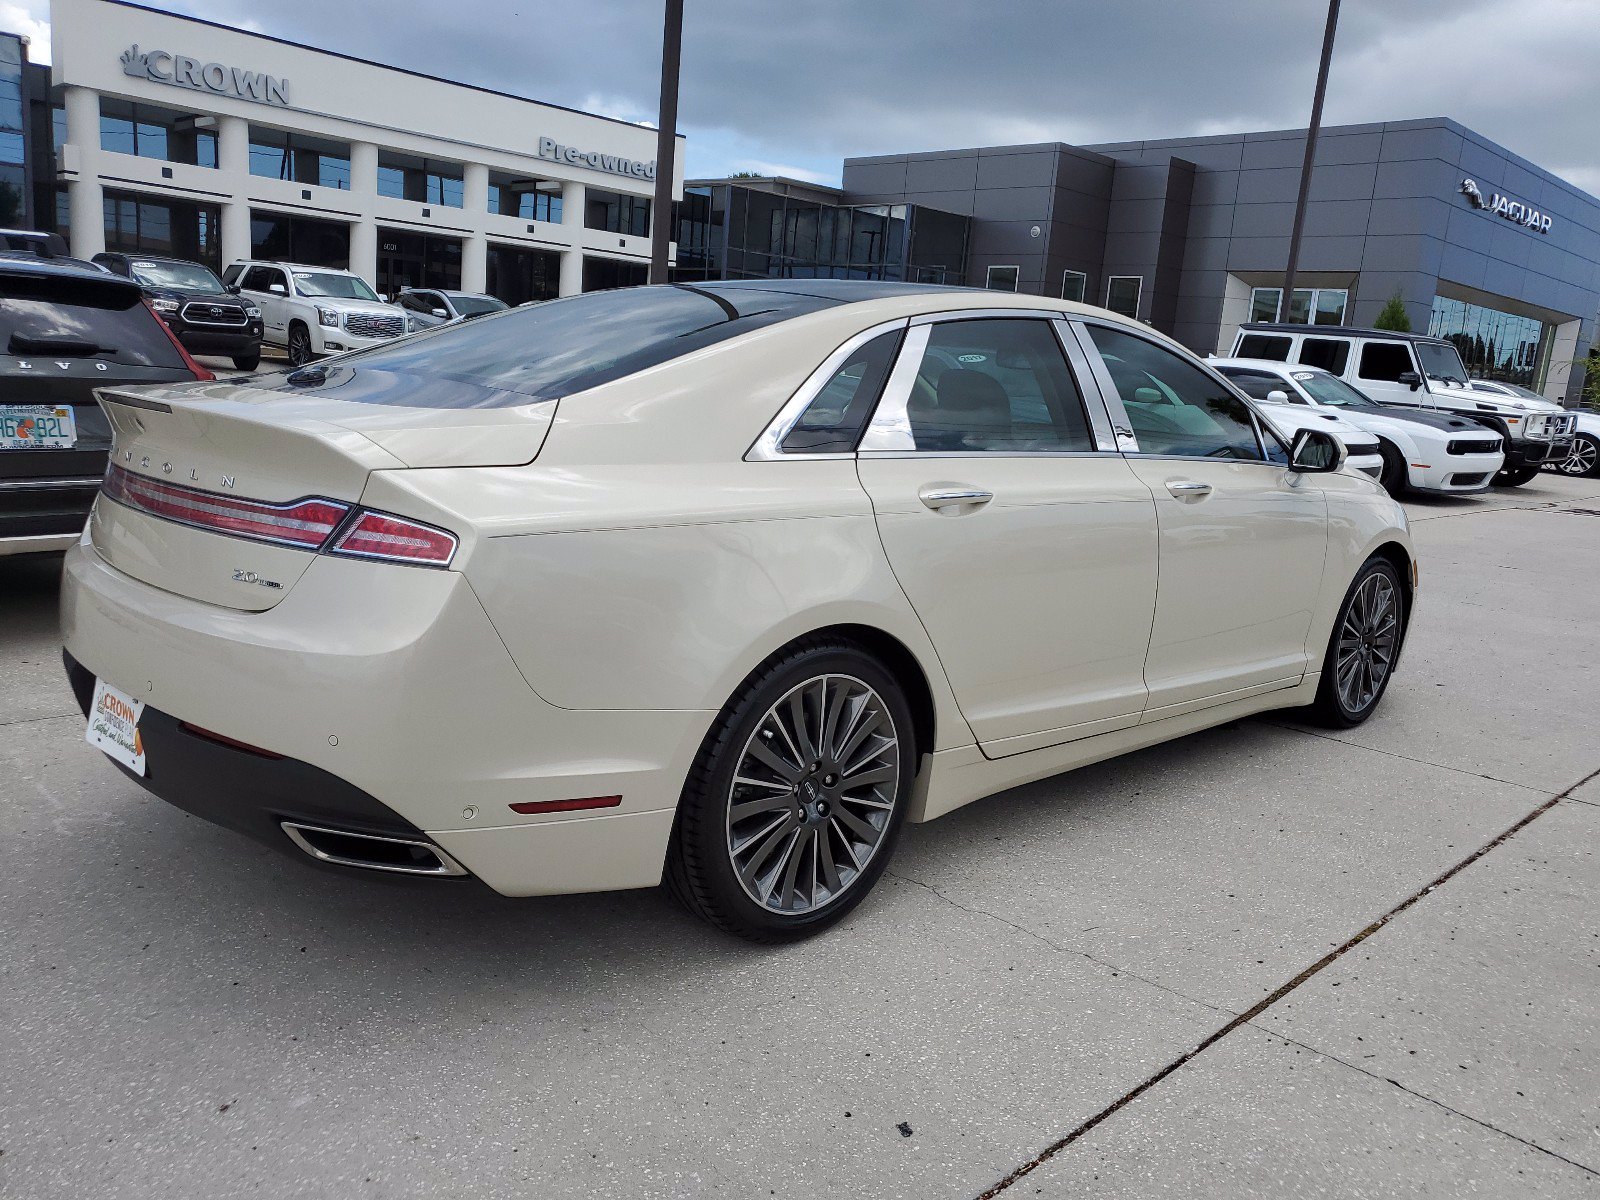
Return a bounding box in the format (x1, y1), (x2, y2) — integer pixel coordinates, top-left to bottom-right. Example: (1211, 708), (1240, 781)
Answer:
(1264, 718), (1545, 792)
(1243, 1025), (1600, 1178)
(972, 764), (1600, 1199)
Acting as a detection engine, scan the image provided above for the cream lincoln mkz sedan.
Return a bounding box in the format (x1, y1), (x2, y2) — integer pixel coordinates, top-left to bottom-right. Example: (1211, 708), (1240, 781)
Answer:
(63, 281), (1415, 941)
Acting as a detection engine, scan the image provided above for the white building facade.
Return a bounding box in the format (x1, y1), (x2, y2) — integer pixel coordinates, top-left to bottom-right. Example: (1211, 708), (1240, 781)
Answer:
(49, 0), (681, 302)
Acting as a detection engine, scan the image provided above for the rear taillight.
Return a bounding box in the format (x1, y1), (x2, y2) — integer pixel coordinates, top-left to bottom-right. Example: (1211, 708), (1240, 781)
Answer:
(143, 299), (216, 381)
(100, 465), (457, 568)
(327, 511), (459, 567)
(103, 466), (348, 549)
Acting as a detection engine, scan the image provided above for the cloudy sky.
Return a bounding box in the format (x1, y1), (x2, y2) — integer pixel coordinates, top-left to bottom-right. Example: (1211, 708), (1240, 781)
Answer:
(5, 0), (1597, 194)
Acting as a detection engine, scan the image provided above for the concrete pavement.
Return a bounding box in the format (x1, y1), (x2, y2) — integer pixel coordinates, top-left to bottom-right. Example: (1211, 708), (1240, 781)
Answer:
(1, 472), (1596, 1199)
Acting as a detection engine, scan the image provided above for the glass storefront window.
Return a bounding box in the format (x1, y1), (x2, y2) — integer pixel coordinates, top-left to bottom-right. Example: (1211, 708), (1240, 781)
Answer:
(0, 33), (23, 225)
(99, 98), (217, 168)
(376, 227), (461, 295)
(1249, 286), (1346, 325)
(249, 210), (350, 268)
(249, 127), (351, 190)
(487, 172), (561, 223)
(485, 243), (560, 306)
(1427, 295), (1551, 389)
(103, 189), (223, 269)
(582, 255), (648, 292)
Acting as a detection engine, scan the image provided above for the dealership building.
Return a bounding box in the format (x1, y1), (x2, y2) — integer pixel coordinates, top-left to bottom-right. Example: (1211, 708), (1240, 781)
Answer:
(681, 122), (1600, 403)
(10, 0), (680, 304)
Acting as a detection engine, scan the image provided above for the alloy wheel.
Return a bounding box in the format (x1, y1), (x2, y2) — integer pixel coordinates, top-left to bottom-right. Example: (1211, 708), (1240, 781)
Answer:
(289, 330), (312, 367)
(725, 673), (900, 915)
(1335, 573), (1399, 714)
(1559, 436), (1597, 477)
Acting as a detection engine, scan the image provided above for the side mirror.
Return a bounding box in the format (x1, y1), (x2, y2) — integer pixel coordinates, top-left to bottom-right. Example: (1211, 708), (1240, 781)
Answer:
(1397, 371), (1421, 391)
(1289, 428), (1347, 473)
(268, 283), (288, 295)
(1265, 389), (1292, 404)
(225, 283), (242, 294)
(431, 308), (449, 318)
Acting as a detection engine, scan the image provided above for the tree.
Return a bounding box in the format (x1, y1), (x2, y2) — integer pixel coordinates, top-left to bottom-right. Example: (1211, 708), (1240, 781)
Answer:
(1579, 347), (1600, 411)
(1373, 291), (1412, 332)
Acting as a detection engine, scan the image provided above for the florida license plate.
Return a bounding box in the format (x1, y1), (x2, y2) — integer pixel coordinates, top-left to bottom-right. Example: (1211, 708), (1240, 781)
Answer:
(0, 405), (77, 449)
(86, 679), (146, 776)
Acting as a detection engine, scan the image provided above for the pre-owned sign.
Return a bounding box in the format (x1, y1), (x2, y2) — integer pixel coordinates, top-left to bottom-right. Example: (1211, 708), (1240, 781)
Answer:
(536, 137), (655, 180)
(120, 44), (289, 107)
(1460, 178), (1552, 234)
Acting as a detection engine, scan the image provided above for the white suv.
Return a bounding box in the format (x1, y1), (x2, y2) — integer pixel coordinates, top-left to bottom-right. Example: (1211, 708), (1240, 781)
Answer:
(222, 261), (415, 367)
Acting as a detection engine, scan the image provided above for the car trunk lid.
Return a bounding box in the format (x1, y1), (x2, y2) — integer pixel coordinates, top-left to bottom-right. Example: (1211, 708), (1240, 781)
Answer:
(92, 376), (553, 611)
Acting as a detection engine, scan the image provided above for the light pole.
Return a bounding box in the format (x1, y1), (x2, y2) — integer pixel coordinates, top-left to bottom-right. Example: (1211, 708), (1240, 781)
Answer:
(1281, 0), (1341, 323)
(649, 0), (684, 284)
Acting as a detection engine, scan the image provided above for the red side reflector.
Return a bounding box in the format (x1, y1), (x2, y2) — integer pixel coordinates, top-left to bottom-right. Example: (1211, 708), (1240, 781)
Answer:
(328, 511), (458, 568)
(178, 722), (285, 759)
(103, 465), (349, 550)
(143, 298), (216, 381)
(508, 796), (623, 815)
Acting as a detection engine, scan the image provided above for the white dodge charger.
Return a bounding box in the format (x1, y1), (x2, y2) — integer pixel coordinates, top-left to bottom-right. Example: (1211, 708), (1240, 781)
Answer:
(63, 282), (1414, 941)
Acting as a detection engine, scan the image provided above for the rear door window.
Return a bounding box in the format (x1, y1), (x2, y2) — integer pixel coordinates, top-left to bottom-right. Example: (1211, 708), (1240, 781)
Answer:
(1297, 337), (1351, 374)
(1358, 341), (1417, 382)
(1237, 334), (1292, 361)
(898, 318), (1095, 453)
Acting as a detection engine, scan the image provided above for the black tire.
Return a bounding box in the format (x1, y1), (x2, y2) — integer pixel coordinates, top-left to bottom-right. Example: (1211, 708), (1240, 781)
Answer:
(666, 637), (917, 943)
(1557, 433), (1599, 478)
(1308, 556), (1406, 729)
(232, 352), (261, 372)
(287, 323), (315, 368)
(1494, 465), (1539, 487)
(1376, 442), (1408, 497)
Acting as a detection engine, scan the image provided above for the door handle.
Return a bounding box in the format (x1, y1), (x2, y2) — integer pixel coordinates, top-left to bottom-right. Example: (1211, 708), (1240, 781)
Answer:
(919, 486), (994, 511)
(1165, 479), (1212, 497)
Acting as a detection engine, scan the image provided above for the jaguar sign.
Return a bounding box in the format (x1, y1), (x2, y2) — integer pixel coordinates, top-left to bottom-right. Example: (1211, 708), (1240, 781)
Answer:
(1460, 178), (1553, 235)
(120, 44), (290, 107)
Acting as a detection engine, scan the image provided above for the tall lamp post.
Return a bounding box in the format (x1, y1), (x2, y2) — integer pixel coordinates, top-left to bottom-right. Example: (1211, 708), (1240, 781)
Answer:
(1281, 0), (1341, 323)
(649, 0), (684, 284)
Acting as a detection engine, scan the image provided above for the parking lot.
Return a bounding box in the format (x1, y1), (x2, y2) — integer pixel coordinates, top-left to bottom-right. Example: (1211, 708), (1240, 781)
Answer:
(1, 471), (1596, 1198)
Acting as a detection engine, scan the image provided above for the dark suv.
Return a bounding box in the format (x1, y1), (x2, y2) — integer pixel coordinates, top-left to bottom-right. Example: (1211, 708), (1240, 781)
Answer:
(93, 252), (265, 371)
(1, 259), (212, 557)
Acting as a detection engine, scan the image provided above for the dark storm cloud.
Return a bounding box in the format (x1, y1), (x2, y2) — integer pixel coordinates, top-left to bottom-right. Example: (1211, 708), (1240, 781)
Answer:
(16, 0), (1599, 190)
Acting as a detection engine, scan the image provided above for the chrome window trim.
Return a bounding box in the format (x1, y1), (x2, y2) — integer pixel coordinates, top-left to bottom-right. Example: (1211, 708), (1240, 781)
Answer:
(907, 306), (1066, 326)
(1051, 318), (1118, 452)
(858, 323), (931, 452)
(744, 318), (910, 462)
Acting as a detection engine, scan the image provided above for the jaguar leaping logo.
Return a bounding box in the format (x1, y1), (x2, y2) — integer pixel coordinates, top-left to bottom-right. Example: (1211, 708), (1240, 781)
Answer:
(1460, 178), (1486, 209)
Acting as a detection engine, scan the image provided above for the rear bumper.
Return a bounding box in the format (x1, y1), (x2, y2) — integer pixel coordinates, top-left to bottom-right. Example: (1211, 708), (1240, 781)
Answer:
(59, 539), (703, 896)
(0, 470), (99, 546)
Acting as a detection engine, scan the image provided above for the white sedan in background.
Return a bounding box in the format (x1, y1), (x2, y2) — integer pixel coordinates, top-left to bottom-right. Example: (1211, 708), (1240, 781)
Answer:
(1213, 358), (1505, 496)
(63, 283), (1415, 943)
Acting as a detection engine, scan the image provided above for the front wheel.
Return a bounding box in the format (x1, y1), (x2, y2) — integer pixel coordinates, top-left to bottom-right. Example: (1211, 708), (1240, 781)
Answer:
(232, 352), (261, 372)
(1376, 443), (1408, 497)
(287, 324), (315, 368)
(1494, 465), (1540, 487)
(1308, 556), (1406, 729)
(1556, 434), (1599, 478)
(666, 639), (916, 943)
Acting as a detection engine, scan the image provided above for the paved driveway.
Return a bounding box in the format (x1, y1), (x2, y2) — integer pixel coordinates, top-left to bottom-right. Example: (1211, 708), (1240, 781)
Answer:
(1, 473), (1596, 1199)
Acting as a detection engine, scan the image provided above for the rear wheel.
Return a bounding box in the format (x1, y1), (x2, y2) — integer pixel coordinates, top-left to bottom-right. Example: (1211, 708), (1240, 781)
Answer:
(1376, 443), (1408, 496)
(1557, 433), (1599, 478)
(287, 323), (315, 368)
(666, 638), (915, 943)
(1308, 556), (1405, 729)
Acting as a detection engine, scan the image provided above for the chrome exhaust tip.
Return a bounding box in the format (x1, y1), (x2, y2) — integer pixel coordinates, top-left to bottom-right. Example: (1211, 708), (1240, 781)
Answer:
(280, 820), (468, 878)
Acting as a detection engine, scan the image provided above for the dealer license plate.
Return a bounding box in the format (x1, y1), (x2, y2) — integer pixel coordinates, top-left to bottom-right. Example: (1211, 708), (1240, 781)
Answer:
(0, 405), (77, 450)
(86, 679), (146, 776)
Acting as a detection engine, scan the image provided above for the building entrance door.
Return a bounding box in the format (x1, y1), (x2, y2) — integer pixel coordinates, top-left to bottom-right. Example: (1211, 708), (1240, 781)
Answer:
(376, 228), (462, 298)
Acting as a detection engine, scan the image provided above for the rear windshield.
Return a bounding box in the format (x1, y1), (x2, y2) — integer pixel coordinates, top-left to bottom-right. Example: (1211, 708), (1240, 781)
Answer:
(0, 271), (186, 368)
(326, 285), (836, 407)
